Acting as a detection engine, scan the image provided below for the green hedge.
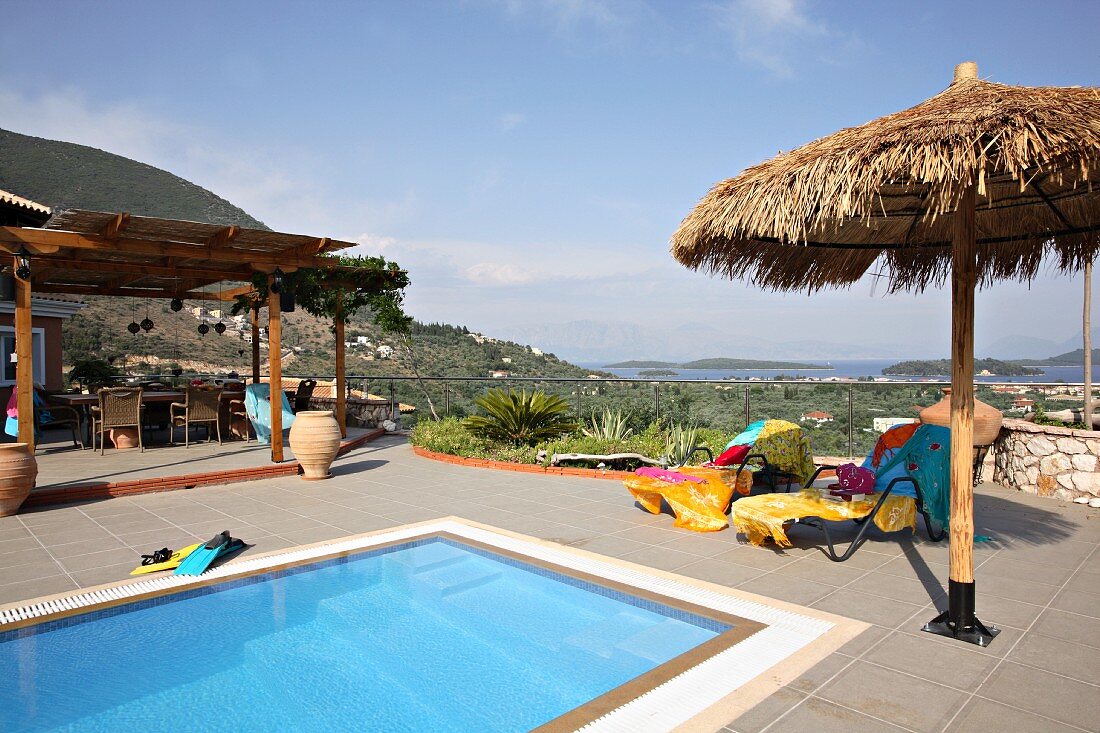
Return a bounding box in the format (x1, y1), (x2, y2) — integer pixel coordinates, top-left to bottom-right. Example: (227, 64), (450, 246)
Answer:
(410, 417), (734, 469)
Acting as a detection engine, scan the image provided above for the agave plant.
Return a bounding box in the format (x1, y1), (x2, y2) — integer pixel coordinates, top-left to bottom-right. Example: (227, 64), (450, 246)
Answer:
(664, 423), (700, 467)
(463, 388), (579, 445)
(582, 408), (634, 442)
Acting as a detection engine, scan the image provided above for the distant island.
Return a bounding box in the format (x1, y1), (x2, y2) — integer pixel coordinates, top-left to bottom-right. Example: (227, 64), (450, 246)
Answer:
(605, 358), (831, 370)
(1014, 348), (1100, 367)
(883, 358), (1043, 377)
(637, 368), (679, 377)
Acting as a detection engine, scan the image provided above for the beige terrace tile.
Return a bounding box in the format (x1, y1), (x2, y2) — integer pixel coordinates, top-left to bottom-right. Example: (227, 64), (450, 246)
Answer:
(817, 660), (968, 732)
(945, 698), (1082, 733)
(978, 661), (1100, 730)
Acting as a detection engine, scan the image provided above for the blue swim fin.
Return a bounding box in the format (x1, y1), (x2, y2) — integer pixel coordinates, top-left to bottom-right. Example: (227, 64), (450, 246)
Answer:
(174, 531), (232, 576)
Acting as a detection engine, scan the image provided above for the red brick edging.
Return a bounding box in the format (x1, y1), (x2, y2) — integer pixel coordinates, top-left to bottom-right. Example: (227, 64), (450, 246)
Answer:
(411, 445), (634, 481)
(25, 428), (387, 507)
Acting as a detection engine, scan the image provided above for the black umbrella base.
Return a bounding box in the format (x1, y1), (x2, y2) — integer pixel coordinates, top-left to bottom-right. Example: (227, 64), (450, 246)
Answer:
(922, 580), (1000, 647)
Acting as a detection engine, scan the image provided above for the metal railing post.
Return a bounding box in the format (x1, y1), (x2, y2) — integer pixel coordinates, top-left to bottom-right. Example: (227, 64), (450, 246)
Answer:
(848, 385), (854, 458)
(654, 383), (660, 423)
(744, 387), (750, 426)
(443, 383), (450, 416)
(389, 379), (396, 424)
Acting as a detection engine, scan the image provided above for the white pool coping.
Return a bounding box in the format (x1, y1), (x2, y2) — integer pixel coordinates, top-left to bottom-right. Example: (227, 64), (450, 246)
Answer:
(0, 517), (867, 732)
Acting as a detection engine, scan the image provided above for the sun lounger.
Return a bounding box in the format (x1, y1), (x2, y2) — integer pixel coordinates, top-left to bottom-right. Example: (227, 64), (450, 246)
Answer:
(730, 423), (949, 561)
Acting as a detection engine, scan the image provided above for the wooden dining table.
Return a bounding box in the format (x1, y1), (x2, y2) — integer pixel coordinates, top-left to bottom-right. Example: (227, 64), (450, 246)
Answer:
(49, 391), (246, 447)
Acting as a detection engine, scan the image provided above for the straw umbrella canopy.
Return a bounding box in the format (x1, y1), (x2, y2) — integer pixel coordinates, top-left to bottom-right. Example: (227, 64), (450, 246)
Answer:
(672, 62), (1100, 645)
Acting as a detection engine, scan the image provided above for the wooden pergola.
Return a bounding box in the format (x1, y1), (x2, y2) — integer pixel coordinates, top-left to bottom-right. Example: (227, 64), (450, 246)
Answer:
(0, 209), (377, 461)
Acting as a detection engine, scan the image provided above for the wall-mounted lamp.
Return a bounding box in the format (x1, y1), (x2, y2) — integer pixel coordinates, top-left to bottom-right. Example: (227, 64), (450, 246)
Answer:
(14, 246), (31, 281)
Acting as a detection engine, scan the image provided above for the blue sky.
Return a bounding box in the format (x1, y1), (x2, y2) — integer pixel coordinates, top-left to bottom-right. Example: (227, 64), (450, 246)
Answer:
(2, 1), (1098, 359)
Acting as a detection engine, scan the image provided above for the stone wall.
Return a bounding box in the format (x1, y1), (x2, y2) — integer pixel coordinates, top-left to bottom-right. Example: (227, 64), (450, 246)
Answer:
(306, 396), (397, 429)
(993, 418), (1100, 501)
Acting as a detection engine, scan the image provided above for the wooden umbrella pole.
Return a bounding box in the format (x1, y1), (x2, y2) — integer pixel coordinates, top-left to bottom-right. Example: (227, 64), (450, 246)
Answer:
(924, 179), (998, 646)
(950, 182), (976, 586)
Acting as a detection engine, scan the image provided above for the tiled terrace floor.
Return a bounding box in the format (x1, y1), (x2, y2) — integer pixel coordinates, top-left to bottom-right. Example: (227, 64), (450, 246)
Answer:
(2, 436), (1098, 732)
(31, 426), (379, 490)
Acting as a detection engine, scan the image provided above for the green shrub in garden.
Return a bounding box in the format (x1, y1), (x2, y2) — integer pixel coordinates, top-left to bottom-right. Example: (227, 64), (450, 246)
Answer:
(462, 388), (579, 445)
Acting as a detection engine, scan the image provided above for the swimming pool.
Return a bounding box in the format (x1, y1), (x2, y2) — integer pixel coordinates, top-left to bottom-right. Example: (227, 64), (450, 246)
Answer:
(0, 520), (855, 731)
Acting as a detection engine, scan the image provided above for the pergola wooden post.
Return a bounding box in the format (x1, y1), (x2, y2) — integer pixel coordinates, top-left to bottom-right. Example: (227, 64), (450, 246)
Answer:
(267, 278), (283, 463)
(250, 302), (261, 385)
(14, 257), (34, 452)
(334, 300), (347, 438)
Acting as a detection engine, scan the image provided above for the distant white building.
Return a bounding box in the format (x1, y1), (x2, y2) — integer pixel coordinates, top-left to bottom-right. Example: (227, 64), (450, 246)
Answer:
(873, 417), (917, 433)
(490, 370), (510, 379)
(530, 347), (544, 356)
(377, 344), (394, 359)
(501, 356), (512, 364)
(356, 336), (370, 346)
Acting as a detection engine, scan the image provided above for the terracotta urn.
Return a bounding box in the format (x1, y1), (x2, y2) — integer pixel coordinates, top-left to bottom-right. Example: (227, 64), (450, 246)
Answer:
(0, 443), (38, 517)
(289, 410), (342, 480)
(919, 388), (1004, 446)
(110, 427), (140, 449)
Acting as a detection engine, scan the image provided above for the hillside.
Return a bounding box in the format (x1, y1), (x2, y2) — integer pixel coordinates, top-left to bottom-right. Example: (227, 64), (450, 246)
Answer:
(0, 128), (265, 226)
(882, 358), (1042, 377)
(0, 129), (602, 387)
(1016, 348), (1100, 366)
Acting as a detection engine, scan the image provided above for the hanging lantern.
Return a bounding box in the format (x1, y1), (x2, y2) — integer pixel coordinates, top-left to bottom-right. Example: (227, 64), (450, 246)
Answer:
(140, 317), (154, 332)
(198, 322), (210, 336)
(127, 321), (141, 335)
(214, 322), (227, 335)
(270, 267), (284, 294)
(171, 367), (183, 377)
(14, 246), (31, 281)
(170, 298), (183, 312)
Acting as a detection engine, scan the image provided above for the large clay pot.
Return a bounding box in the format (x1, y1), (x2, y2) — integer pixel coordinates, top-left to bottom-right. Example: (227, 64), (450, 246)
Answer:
(0, 444), (38, 517)
(919, 388), (1004, 446)
(289, 410), (342, 481)
(109, 427), (139, 449)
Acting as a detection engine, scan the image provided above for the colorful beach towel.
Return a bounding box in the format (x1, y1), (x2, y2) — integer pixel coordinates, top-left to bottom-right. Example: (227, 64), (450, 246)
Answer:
(625, 466), (751, 532)
(724, 419), (815, 485)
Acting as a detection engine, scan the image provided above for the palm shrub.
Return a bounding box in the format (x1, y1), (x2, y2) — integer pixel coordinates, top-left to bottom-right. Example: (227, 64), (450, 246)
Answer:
(463, 388), (579, 445)
(583, 408), (633, 441)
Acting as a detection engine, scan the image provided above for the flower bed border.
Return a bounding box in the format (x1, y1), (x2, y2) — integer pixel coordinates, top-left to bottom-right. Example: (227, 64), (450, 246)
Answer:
(412, 445), (635, 480)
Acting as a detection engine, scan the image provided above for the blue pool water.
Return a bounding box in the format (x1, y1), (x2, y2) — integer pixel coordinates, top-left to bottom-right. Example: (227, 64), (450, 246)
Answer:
(0, 539), (726, 732)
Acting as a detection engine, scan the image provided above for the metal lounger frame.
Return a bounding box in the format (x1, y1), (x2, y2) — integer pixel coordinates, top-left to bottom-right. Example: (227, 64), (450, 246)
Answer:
(794, 466), (947, 562)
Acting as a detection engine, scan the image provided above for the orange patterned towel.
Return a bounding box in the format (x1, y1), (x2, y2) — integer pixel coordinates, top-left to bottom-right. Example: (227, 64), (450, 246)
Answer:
(624, 467), (751, 532)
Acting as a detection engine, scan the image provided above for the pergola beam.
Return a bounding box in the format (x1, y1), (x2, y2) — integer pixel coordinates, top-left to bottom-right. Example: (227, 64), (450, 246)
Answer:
(29, 256), (251, 282)
(101, 213), (130, 239)
(32, 283), (228, 299)
(0, 227), (345, 269)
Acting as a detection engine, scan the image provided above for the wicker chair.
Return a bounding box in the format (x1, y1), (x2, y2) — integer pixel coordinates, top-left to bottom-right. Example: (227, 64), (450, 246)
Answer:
(293, 379), (317, 413)
(91, 388), (144, 454)
(170, 386), (223, 447)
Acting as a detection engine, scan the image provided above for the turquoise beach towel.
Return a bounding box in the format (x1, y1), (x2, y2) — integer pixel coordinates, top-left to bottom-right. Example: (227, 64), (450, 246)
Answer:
(244, 384), (295, 444)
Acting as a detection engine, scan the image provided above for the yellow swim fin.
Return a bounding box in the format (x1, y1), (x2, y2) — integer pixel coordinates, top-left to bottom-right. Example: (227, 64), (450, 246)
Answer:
(130, 543), (202, 575)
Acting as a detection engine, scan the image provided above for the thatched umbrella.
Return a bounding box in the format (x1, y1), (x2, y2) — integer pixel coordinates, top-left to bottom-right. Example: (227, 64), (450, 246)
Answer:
(672, 62), (1100, 646)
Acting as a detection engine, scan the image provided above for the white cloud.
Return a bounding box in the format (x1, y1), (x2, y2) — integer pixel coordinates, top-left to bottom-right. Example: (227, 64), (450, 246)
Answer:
(712, 0), (844, 77)
(498, 112), (527, 132)
(463, 262), (536, 285)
